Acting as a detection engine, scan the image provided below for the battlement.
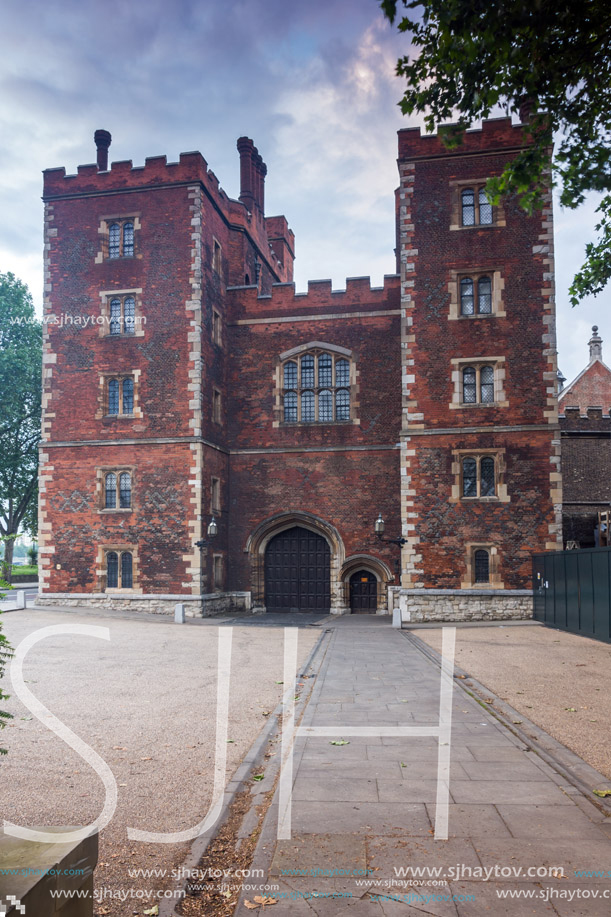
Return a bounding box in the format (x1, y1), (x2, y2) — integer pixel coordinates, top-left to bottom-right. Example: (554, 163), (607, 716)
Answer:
(560, 406), (611, 431)
(398, 117), (532, 161)
(227, 274), (400, 319)
(42, 150), (232, 201)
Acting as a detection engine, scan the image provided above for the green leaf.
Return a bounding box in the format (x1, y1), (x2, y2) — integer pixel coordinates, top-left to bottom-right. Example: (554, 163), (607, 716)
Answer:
(330, 740), (350, 746)
(593, 789), (611, 798)
(252, 774), (265, 781)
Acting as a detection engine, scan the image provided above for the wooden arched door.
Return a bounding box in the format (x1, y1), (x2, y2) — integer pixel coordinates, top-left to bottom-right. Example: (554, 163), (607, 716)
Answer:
(264, 526), (331, 612)
(349, 570), (378, 614)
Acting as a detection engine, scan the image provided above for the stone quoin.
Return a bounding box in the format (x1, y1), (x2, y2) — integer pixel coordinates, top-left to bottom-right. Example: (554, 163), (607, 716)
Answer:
(38, 118), (562, 621)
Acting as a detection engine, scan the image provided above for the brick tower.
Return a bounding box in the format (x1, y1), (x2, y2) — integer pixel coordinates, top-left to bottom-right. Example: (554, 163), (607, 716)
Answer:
(39, 119), (561, 620)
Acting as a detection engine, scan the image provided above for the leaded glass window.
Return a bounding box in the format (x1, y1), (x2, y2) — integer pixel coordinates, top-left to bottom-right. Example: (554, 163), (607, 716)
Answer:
(121, 552), (133, 588)
(124, 297), (135, 333)
(107, 552), (119, 588)
(336, 359), (349, 387)
(319, 389), (333, 422)
(462, 459), (477, 497)
(105, 473), (117, 508)
(474, 549), (490, 583)
(119, 472), (131, 508)
(108, 379), (119, 415)
(460, 277), (474, 315)
(318, 354), (332, 387)
(110, 299), (121, 334)
(480, 457), (495, 496)
(479, 188), (493, 224)
(478, 276), (492, 313)
(122, 378), (134, 414)
(123, 222), (134, 257)
(480, 366), (494, 403)
(336, 388), (350, 421)
(281, 350), (352, 422)
(108, 223), (121, 259)
(301, 355), (315, 388)
(284, 390), (297, 423)
(301, 390), (315, 422)
(461, 189), (475, 226)
(463, 367), (477, 404)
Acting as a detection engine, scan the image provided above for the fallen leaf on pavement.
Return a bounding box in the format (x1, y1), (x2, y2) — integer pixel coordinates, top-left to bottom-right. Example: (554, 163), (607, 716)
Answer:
(330, 740), (350, 746)
(593, 789), (611, 798)
(254, 896), (277, 906)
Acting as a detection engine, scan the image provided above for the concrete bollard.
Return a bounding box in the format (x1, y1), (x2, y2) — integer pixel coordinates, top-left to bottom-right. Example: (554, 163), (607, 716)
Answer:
(16, 590), (26, 610)
(174, 603), (186, 624)
(392, 607), (402, 629)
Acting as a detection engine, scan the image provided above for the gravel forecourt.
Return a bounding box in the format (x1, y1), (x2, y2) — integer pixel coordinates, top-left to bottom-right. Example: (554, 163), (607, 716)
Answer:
(416, 621), (611, 781)
(0, 609), (319, 917)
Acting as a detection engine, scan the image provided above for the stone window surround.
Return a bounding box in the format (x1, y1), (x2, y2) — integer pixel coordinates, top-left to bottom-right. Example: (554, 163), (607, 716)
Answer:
(450, 448), (510, 503)
(449, 179), (506, 232)
(211, 475), (221, 514)
(274, 341), (359, 428)
(96, 543), (141, 593)
(213, 553), (224, 591)
(461, 542), (503, 589)
(98, 288), (145, 338)
(212, 388), (222, 424)
(95, 214), (142, 263)
(96, 370), (142, 420)
(448, 269), (506, 321)
(449, 357), (508, 410)
(212, 237), (222, 274)
(96, 465), (135, 513)
(212, 308), (222, 346)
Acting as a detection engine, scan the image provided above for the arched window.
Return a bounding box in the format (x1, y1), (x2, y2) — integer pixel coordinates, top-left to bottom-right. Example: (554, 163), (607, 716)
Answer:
(460, 277), (474, 315)
(107, 552), (119, 588)
(474, 549), (490, 583)
(121, 552), (133, 588)
(462, 367), (477, 404)
(108, 379), (119, 415)
(108, 223), (121, 259)
(281, 348), (353, 423)
(110, 299), (121, 334)
(105, 473), (117, 508)
(119, 472), (131, 508)
(477, 276), (492, 313)
(479, 188), (493, 224)
(319, 389), (333, 422)
(480, 365), (494, 403)
(461, 189), (475, 226)
(122, 222), (134, 257)
(122, 378), (134, 414)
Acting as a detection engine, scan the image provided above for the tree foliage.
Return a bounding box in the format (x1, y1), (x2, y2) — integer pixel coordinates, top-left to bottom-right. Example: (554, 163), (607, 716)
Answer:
(380, 0), (611, 304)
(0, 272), (42, 579)
(0, 540), (13, 754)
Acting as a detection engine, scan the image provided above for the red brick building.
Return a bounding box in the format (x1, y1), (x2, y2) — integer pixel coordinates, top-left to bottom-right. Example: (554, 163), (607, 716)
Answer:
(559, 328), (611, 548)
(38, 119), (561, 620)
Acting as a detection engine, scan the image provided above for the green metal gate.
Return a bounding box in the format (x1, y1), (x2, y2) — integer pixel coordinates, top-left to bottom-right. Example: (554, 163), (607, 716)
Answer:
(532, 547), (611, 643)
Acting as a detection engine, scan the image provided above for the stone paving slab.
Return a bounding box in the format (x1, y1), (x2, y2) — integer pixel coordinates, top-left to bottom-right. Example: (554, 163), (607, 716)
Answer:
(234, 620), (611, 917)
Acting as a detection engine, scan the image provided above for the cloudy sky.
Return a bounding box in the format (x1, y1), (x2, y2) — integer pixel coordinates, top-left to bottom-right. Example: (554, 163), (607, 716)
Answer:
(0, 0), (607, 384)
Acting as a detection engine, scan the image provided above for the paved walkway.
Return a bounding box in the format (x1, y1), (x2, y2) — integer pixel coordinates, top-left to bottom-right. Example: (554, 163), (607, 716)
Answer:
(236, 617), (611, 915)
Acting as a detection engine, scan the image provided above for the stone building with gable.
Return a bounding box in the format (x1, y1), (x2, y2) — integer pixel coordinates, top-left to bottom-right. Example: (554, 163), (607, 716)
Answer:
(38, 117), (562, 622)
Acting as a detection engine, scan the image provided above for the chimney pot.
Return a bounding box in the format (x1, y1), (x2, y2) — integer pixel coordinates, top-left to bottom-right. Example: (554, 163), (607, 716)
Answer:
(94, 129), (112, 171)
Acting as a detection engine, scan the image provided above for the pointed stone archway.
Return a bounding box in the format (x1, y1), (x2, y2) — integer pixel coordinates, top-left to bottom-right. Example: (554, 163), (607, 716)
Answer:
(245, 512), (347, 614)
(340, 555), (394, 614)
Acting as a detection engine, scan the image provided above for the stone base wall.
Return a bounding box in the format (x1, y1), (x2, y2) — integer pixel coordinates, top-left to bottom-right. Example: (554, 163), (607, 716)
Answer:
(36, 591), (251, 617)
(389, 587), (533, 624)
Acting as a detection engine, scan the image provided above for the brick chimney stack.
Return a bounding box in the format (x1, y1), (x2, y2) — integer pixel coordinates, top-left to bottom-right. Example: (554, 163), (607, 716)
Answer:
(518, 96), (536, 124)
(589, 325), (603, 364)
(237, 137), (267, 214)
(94, 129), (112, 171)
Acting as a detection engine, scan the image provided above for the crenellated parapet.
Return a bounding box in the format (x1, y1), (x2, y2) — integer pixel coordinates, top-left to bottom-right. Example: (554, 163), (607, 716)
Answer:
(227, 274), (401, 320)
(398, 117), (535, 161)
